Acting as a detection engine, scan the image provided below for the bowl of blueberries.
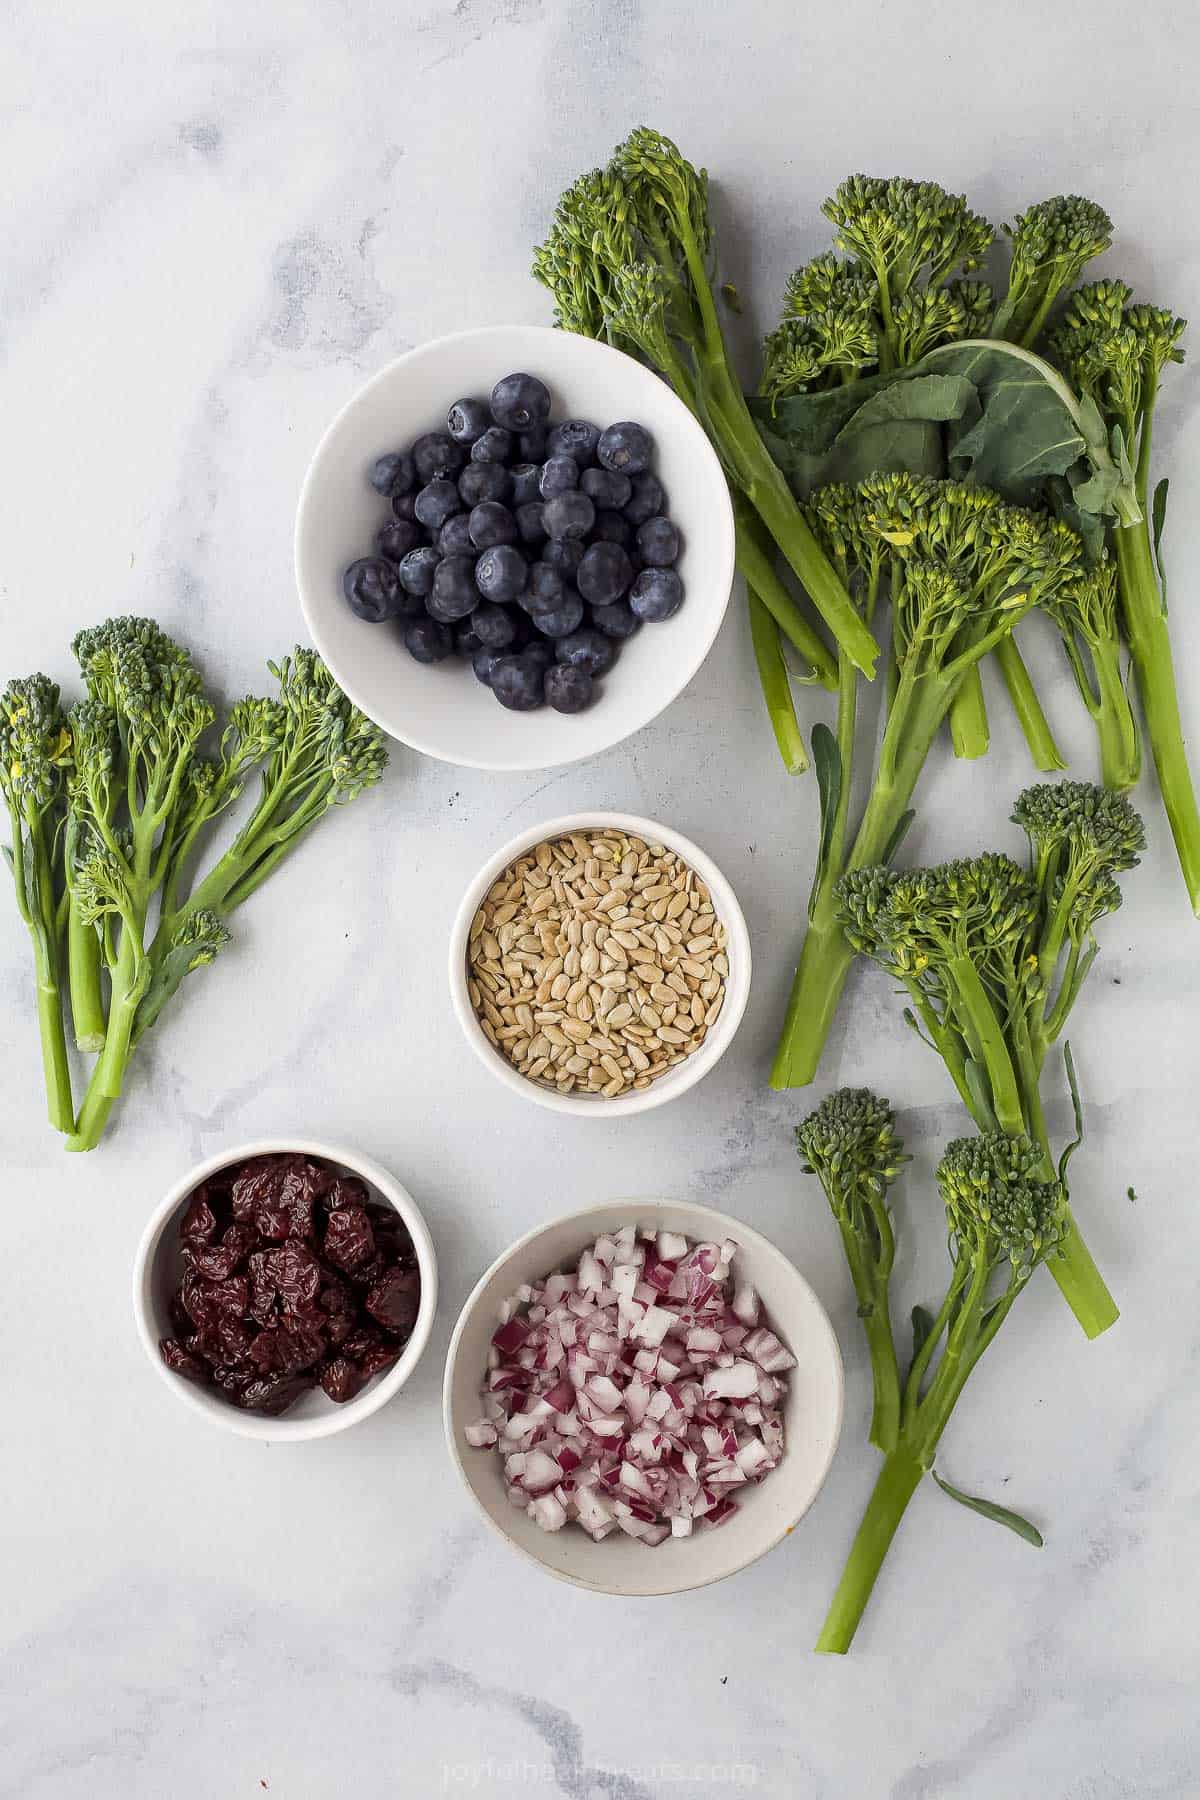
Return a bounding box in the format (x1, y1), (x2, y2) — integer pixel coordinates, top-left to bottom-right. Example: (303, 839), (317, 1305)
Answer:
(295, 325), (735, 771)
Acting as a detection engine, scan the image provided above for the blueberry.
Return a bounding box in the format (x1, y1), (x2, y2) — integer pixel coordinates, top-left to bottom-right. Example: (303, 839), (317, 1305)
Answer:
(598, 421), (654, 475)
(544, 663), (594, 713)
(376, 517), (421, 563)
(521, 639), (555, 675)
(404, 616), (454, 663)
(446, 397), (491, 444)
(577, 541), (634, 605)
(541, 537), (584, 579)
(458, 461), (511, 508)
(414, 478), (462, 530)
(472, 602), (519, 649)
(543, 492), (595, 541)
(532, 592), (585, 638)
(342, 557), (402, 623)
(623, 472), (666, 526)
(390, 491), (420, 524)
(474, 544), (528, 603)
(412, 432), (466, 482)
(437, 513), (475, 558)
(515, 501), (547, 546)
(472, 646), (504, 687)
(428, 555), (481, 622)
(637, 516), (681, 567)
(456, 619), (485, 657)
(591, 509), (633, 548)
(539, 454), (580, 500)
(589, 599), (642, 640)
(524, 563), (564, 612)
(581, 466), (632, 509)
(369, 450), (414, 497)
(629, 567), (684, 622)
(490, 373), (551, 433)
(470, 426), (514, 465)
(547, 419), (601, 464)
(518, 427), (548, 462)
(555, 628), (616, 678)
(469, 501), (518, 549)
(510, 464), (543, 506)
(492, 655), (545, 711)
(397, 545), (442, 597)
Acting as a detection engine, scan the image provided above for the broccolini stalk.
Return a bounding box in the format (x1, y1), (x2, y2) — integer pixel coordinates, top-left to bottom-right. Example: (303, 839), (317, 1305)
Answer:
(131, 650), (387, 1045)
(1045, 284), (1200, 909)
(796, 1090), (907, 1451)
(0, 676), (75, 1131)
(808, 1126), (1065, 1653)
(833, 780), (1143, 1338)
(1045, 563), (1140, 791)
(770, 477), (1087, 1091)
(533, 130), (880, 680)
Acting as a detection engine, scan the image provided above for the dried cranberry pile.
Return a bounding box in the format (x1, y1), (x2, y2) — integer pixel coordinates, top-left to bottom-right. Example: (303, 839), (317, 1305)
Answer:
(158, 1152), (421, 1417)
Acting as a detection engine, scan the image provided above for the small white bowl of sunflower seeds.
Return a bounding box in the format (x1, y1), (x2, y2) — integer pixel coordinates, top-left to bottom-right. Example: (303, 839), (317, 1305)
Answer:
(448, 812), (752, 1115)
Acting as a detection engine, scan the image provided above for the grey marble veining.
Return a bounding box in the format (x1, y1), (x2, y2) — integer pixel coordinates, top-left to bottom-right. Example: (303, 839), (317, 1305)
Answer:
(3, 2), (1199, 1795)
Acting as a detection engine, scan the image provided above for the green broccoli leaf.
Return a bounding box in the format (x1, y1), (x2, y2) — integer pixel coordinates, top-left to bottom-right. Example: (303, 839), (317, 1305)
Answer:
(932, 343), (1087, 502)
(932, 1469), (1045, 1547)
(752, 372), (973, 493)
(809, 724), (843, 920)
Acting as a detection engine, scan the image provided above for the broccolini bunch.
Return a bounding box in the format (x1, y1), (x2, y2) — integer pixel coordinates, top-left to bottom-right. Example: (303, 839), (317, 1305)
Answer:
(769, 475), (1089, 1091)
(834, 779), (1144, 1339)
(1, 618), (387, 1150)
(799, 1092), (1067, 1653)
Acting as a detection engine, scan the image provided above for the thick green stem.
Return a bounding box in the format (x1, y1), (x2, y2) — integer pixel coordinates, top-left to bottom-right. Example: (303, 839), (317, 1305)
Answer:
(68, 900), (106, 1053)
(815, 1447), (925, 1654)
(1114, 524), (1200, 910)
(746, 456), (880, 678)
(748, 590), (807, 775)
(1091, 638), (1140, 792)
(945, 957), (1024, 1136)
(735, 508), (837, 689)
(1045, 1228), (1119, 1339)
(948, 667), (990, 759)
(994, 637), (1067, 772)
(34, 937), (74, 1134)
(66, 935), (146, 1151)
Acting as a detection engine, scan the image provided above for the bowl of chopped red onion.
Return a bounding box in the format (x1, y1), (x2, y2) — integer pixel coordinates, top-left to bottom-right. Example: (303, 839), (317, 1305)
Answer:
(443, 1201), (843, 1594)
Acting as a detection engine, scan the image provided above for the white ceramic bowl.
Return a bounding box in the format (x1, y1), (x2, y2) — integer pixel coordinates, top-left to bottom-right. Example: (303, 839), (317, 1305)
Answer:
(444, 1199), (843, 1596)
(448, 811), (752, 1116)
(133, 1139), (438, 1442)
(295, 324), (735, 772)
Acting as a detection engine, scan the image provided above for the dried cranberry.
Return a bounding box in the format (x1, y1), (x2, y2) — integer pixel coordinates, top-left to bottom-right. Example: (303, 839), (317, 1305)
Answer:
(212, 1364), (255, 1402)
(265, 1242), (322, 1310)
(323, 1206), (376, 1274)
(195, 1316), (255, 1367)
(247, 1251), (278, 1328)
(249, 1320), (326, 1377)
(187, 1223), (258, 1281)
(235, 1372), (314, 1416)
(179, 1189), (219, 1243)
(319, 1356), (366, 1404)
(339, 1325), (383, 1364)
(366, 1266), (421, 1336)
(359, 1341), (400, 1377)
(322, 1174), (370, 1212)
(159, 1338), (210, 1385)
(168, 1293), (192, 1338)
(230, 1156), (286, 1222)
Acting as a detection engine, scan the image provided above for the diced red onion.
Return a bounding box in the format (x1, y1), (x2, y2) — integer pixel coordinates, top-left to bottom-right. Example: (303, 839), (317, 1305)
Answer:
(466, 1224), (793, 1546)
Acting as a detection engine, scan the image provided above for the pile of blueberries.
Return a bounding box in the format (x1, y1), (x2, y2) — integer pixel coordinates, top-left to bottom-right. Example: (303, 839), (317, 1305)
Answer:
(341, 373), (684, 714)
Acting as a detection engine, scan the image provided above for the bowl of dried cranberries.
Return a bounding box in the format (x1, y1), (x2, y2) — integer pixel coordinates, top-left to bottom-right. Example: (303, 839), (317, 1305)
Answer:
(134, 1140), (438, 1440)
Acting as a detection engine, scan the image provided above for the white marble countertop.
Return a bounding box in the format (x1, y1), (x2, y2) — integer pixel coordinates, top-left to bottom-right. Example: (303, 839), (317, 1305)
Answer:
(4, 3), (1199, 1795)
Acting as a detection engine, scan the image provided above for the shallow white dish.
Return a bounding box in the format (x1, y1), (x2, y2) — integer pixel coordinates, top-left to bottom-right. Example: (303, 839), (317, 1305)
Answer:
(133, 1138), (438, 1443)
(443, 1199), (844, 1596)
(447, 810), (752, 1116)
(295, 324), (735, 772)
